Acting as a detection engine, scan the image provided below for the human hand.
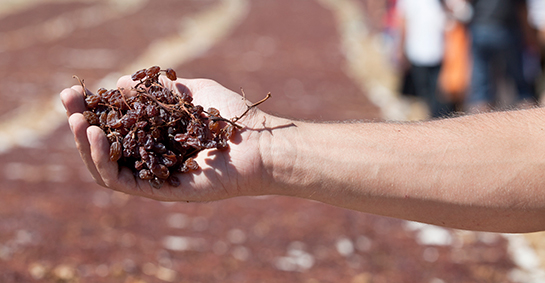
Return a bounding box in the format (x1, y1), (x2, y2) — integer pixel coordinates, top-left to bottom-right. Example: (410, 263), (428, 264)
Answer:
(61, 76), (275, 202)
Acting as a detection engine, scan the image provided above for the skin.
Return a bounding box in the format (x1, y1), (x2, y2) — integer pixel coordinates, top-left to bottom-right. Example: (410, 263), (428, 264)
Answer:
(61, 77), (545, 233)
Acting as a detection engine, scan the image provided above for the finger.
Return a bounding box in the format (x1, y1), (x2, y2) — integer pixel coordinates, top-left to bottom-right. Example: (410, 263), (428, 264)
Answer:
(87, 125), (120, 189)
(60, 85), (86, 116)
(117, 75), (139, 97)
(87, 126), (145, 196)
(69, 114), (106, 187)
(116, 75), (132, 87)
(159, 76), (192, 97)
(87, 124), (157, 199)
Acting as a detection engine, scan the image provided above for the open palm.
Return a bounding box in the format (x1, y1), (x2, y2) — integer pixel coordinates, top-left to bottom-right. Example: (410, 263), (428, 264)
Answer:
(61, 76), (272, 202)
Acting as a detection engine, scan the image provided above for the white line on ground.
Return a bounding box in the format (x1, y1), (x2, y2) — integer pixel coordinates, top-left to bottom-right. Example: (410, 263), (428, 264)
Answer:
(0, 0), (248, 154)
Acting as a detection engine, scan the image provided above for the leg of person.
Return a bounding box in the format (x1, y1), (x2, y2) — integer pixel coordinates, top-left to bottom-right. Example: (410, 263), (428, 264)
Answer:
(411, 64), (440, 118)
(504, 27), (538, 107)
(466, 25), (495, 113)
(411, 64), (454, 119)
(427, 64), (455, 118)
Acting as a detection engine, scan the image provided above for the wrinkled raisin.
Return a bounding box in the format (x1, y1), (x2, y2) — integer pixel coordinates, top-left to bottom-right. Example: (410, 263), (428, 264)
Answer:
(146, 66), (161, 77)
(131, 69), (146, 81)
(139, 169), (154, 180)
(109, 141), (122, 162)
(85, 95), (101, 108)
(165, 68), (177, 81)
(184, 157), (199, 171)
(83, 111), (99, 125)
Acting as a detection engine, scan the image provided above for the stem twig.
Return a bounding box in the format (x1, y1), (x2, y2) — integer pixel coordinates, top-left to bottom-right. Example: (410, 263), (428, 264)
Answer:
(231, 91), (271, 124)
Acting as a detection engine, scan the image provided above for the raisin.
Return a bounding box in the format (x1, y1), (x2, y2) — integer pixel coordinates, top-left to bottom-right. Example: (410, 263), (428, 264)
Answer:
(97, 87), (108, 95)
(146, 66), (161, 77)
(224, 124), (234, 140)
(85, 95), (101, 108)
(131, 69), (146, 81)
(208, 120), (220, 133)
(174, 133), (188, 142)
(165, 68), (177, 81)
(184, 157), (199, 171)
(135, 160), (145, 171)
(139, 169), (154, 180)
(151, 164), (170, 179)
(109, 141), (122, 162)
(83, 111), (99, 125)
(207, 107), (220, 117)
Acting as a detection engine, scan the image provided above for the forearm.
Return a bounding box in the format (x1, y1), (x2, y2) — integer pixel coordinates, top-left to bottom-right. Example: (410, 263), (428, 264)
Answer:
(262, 108), (545, 232)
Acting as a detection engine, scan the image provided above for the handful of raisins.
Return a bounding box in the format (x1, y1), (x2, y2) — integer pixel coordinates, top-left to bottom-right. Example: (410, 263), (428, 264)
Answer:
(77, 66), (236, 189)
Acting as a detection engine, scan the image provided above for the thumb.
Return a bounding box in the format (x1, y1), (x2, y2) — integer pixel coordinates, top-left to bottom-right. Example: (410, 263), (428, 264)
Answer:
(117, 75), (138, 97)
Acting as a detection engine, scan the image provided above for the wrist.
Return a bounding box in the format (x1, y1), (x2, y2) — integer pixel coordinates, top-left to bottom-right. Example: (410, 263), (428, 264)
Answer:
(257, 115), (303, 197)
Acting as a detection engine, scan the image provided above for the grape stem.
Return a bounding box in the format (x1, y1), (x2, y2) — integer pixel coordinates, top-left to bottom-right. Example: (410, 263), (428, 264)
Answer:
(73, 75), (91, 98)
(206, 90), (271, 129)
(231, 90), (271, 124)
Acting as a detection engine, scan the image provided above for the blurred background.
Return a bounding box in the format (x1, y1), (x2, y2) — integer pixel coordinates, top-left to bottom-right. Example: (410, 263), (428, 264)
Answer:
(1, 0), (545, 282)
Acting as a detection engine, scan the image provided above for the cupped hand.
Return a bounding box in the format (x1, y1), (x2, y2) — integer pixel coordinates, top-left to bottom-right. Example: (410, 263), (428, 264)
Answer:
(60, 76), (273, 202)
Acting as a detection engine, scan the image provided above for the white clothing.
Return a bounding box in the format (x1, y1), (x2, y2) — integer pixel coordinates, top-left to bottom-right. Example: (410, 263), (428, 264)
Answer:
(528, 0), (545, 29)
(397, 0), (447, 66)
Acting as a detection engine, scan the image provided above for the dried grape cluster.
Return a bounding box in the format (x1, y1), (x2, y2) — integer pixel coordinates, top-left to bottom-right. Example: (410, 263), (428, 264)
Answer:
(77, 66), (241, 189)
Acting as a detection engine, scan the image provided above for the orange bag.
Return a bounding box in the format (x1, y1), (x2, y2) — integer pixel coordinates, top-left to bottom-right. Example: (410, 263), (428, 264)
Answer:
(439, 22), (471, 103)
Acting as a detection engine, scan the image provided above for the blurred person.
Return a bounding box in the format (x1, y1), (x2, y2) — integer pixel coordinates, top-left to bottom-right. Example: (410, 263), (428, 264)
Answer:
(527, 0), (545, 101)
(379, 0), (399, 66)
(528, 0), (545, 44)
(464, 0), (537, 113)
(438, 0), (473, 108)
(396, 0), (456, 118)
(382, 0), (398, 38)
(62, 76), (545, 233)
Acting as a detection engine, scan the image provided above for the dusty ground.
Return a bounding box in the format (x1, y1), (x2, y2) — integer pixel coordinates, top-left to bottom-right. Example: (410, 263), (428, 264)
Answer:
(0, 0), (541, 282)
